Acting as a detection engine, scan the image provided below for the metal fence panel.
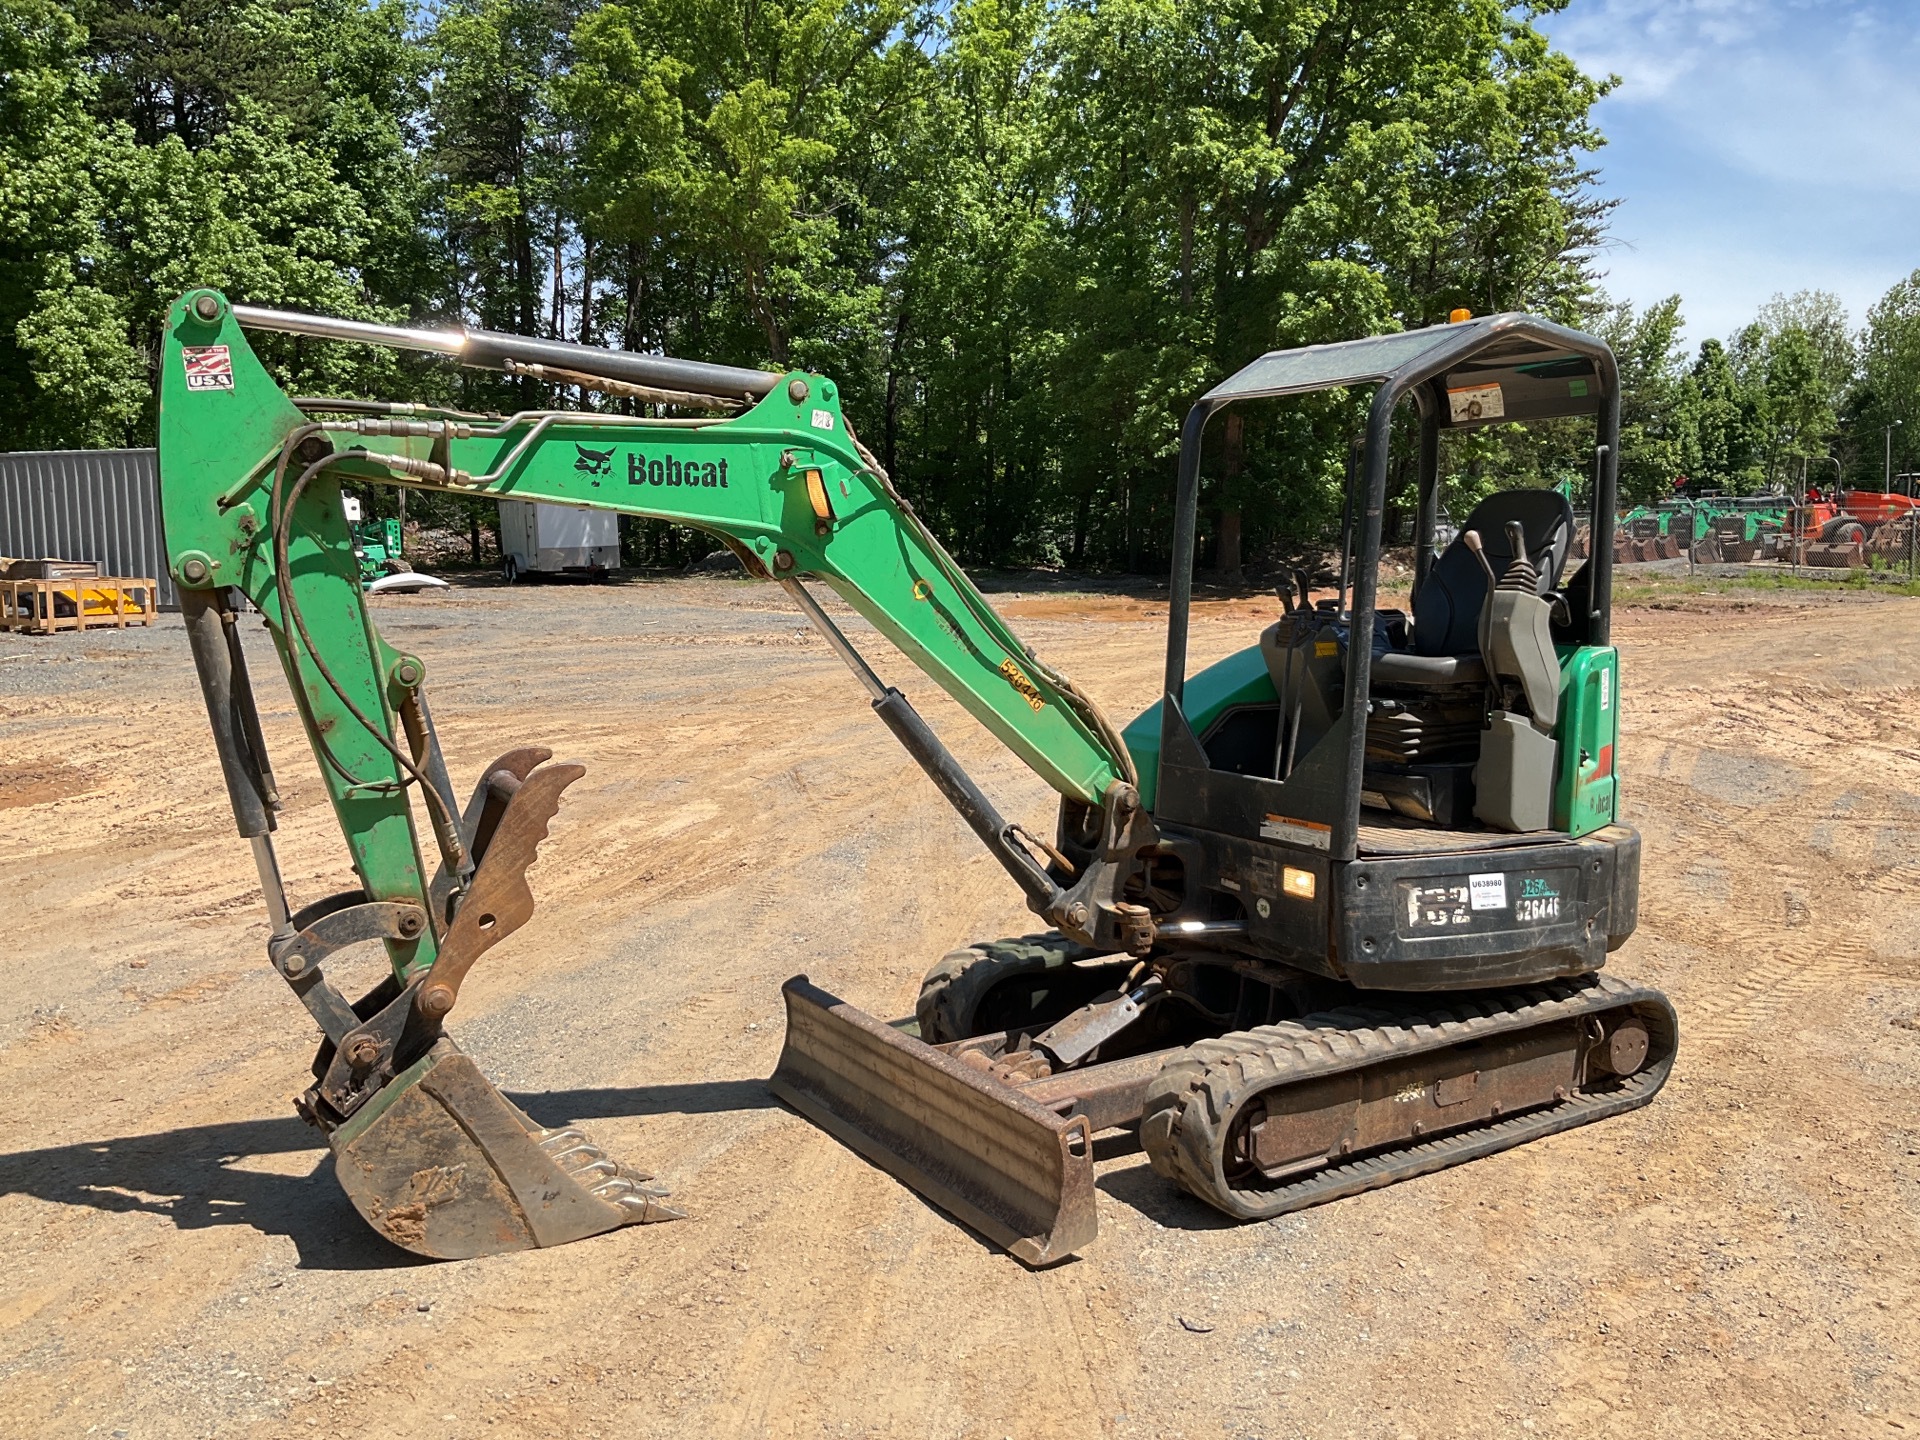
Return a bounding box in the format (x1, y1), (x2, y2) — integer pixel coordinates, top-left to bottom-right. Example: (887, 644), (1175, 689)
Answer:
(0, 448), (176, 609)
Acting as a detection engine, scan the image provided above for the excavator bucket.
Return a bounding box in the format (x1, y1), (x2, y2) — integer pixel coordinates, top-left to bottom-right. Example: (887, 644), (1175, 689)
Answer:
(284, 750), (683, 1260)
(327, 1039), (680, 1260)
(769, 976), (1097, 1267)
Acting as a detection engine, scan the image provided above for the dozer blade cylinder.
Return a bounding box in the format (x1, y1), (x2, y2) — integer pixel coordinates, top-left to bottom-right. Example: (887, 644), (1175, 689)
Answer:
(769, 976), (1097, 1267)
(330, 1040), (682, 1260)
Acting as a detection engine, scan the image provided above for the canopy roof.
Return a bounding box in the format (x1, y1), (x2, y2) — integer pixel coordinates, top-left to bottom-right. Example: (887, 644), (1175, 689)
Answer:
(1201, 313), (1610, 429)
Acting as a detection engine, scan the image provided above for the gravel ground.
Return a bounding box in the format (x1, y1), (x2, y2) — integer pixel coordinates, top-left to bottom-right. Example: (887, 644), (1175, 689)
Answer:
(2, 573), (1917, 1439)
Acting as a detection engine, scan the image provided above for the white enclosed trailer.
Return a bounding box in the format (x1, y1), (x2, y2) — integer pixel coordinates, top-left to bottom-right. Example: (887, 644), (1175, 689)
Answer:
(496, 499), (620, 580)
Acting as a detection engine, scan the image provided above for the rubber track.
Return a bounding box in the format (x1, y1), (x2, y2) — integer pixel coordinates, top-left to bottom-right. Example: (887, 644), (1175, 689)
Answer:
(1139, 972), (1677, 1221)
(915, 933), (1130, 1044)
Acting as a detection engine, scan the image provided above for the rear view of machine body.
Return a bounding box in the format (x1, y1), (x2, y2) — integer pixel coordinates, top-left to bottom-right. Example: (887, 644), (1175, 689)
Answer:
(775, 315), (1675, 1263)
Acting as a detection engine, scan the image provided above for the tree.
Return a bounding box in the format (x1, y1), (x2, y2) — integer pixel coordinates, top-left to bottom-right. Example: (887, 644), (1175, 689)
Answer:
(1754, 325), (1837, 486)
(1676, 338), (1764, 493)
(1037, 0), (1615, 573)
(1593, 294), (1686, 504)
(1860, 271), (1920, 486)
(7, 0), (1622, 573)
(0, 0), (146, 448)
(1749, 289), (1855, 414)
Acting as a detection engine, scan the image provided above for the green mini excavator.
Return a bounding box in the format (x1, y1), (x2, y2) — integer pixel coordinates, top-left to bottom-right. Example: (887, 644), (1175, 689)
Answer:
(157, 290), (1674, 1265)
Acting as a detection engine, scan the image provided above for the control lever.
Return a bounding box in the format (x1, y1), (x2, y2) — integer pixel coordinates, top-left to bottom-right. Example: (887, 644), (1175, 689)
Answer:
(1462, 528), (1503, 682)
(1462, 528), (1499, 590)
(1500, 520), (1541, 590)
(1277, 565), (1312, 616)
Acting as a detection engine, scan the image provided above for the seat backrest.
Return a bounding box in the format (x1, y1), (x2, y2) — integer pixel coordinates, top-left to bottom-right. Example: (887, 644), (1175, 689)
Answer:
(1411, 489), (1574, 657)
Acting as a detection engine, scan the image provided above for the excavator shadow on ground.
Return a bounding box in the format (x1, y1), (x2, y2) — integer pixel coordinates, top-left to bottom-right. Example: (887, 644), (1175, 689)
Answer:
(0, 1080), (1250, 1268)
(0, 1079), (773, 1272)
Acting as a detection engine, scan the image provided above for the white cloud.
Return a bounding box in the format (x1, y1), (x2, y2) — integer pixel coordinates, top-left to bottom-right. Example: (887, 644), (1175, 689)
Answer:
(1556, 0), (1920, 191)
(1542, 0), (1920, 339)
(1558, 0), (1780, 99)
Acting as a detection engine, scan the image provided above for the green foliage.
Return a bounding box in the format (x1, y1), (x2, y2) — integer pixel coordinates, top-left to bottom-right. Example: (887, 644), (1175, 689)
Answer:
(20, 0), (1819, 570)
(0, 0), (145, 446)
(1857, 271), (1920, 487)
(1596, 294), (1686, 503)
(1586, 286), (1871, 508)
(1677, 338), (1763, 493)
(1749, 289), (1855, 411)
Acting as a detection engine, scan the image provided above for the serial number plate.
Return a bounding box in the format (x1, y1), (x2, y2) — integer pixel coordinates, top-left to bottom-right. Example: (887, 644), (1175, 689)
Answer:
(1399, 870), (1574, 932)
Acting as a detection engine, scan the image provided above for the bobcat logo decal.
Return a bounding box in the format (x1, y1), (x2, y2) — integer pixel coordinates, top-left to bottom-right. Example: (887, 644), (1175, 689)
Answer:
(574, 443), (615, 477)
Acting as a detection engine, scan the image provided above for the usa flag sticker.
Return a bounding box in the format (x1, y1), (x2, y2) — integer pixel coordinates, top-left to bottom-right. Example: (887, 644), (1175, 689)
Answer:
(182, 345), (234, 391)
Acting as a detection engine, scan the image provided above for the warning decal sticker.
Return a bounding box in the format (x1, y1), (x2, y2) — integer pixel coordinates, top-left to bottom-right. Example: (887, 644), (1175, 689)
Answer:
(183, 345), (234, 392)
(1447, 382), (1503, 424)
(1260, 814), (1331, 851)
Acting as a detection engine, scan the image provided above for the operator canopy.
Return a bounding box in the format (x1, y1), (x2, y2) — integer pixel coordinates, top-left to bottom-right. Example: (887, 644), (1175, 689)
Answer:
(1203, 314), (1610, 427)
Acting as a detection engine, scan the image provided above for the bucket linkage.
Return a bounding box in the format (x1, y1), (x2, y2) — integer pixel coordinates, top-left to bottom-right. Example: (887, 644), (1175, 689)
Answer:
(182, 588), (677, 1259)
(283, 746), (683, 1259)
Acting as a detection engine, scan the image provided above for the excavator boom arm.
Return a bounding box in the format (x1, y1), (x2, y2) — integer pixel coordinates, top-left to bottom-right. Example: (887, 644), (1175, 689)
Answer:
(158, 292), (1140, 984)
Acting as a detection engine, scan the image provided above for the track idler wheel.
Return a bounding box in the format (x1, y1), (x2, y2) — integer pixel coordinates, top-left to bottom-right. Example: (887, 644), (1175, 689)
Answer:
(915, 933), (1128, 1043)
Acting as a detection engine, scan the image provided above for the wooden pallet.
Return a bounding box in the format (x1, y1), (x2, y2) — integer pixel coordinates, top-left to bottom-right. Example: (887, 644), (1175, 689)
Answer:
(0, 576), (159, 634)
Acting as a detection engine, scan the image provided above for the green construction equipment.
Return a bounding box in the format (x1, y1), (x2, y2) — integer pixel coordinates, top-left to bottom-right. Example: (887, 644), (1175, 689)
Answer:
(341, 495), (410, 585)
(1692, 495), (1792, 563)
(156, 291), (1674, 1265)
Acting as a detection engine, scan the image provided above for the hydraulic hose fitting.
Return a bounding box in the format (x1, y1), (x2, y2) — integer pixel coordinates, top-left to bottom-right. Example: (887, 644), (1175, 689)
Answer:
(353, 419), (476, 440)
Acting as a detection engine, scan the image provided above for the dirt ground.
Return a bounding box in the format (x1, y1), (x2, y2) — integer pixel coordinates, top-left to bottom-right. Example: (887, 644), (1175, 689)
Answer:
(2, 573), (1917, 1440)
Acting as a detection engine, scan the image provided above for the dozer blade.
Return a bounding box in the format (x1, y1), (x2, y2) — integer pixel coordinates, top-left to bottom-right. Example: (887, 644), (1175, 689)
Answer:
(769, 975), (1096, 1267)
(329, 1039), (683, 1260)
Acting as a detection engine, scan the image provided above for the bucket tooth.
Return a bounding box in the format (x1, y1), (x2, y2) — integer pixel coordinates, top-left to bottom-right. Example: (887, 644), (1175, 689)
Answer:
(590, 1175), (685, 1223)
(769, 974), (1097, 1267)
(536, 1125), (683, 1222)
(327, 1039), (682, 1259)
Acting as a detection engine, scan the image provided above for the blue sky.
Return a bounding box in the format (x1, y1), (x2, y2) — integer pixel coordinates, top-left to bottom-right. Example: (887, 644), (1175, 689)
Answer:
(1542, 0), (1919, 348)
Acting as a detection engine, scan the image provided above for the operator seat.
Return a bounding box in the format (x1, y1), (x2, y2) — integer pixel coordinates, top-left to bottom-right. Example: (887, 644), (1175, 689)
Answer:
(1373, 488), (1575, 686)
(1248, 489), (1574, 802)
